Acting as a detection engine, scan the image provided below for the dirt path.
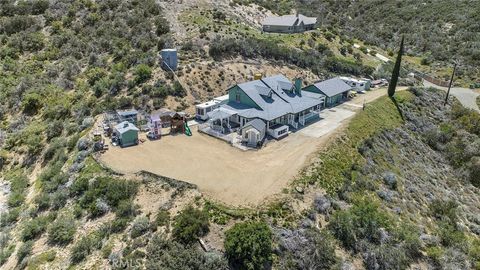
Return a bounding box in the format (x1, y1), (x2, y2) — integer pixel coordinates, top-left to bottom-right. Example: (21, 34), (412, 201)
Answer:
(99, 87), (398, 206)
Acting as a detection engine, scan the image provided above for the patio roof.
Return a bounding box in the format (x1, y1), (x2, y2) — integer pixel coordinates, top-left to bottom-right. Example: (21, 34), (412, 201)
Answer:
(207, 107), (237, 121)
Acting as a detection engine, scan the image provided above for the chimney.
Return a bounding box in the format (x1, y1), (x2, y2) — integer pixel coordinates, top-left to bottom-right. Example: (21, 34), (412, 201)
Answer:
(296, 11), (299, 18)
(295, 78), (302, 95)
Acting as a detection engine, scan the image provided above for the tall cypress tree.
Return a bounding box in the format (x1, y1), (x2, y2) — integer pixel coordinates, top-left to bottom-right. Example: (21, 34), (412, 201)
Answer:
(388, 36), (404, 97)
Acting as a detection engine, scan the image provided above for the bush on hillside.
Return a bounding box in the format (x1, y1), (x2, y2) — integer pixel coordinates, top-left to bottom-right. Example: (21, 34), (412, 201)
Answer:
(329, 199), (391, 250)
(145, 233), (228, 269)
(470, 157), (480, 187)
(21, 213), (56, 241)
(134, 64), (152, 85)
(172, 206), (209, 245)
(224, 221), (272, 270)
(48, 216), (76, 245)
(277, 228), (338, 269)
(22, 92), (42, 115)
(17, 241), (33, 262)
(130, 216), (150, 238)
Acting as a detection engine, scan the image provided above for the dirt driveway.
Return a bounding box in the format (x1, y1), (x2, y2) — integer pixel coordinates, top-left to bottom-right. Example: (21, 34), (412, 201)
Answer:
(99, 88), (396, 206)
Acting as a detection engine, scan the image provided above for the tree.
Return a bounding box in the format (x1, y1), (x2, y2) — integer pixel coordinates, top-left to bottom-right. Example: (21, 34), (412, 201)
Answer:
(172, 206), (209, 245)
(388, 36), (404, 97)
(224, 221), (272, 270)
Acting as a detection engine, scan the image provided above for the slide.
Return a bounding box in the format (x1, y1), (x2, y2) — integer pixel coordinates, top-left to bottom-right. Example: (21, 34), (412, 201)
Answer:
(184, 122), (192, 136)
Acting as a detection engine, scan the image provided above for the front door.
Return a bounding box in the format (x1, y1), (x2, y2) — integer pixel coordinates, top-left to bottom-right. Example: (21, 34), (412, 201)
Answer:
(248, 131), (257, 145)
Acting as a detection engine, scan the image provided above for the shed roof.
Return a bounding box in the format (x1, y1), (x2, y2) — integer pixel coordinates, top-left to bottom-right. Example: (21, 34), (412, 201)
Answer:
(115, 121), (139, 134)
(243, 119), (266, 133)
(117, 109), (138, 117)
(312, 77), (352, 97)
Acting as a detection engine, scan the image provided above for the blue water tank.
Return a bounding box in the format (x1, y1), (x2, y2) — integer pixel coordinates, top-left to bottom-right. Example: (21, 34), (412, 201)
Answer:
(160, 49), (178, 71)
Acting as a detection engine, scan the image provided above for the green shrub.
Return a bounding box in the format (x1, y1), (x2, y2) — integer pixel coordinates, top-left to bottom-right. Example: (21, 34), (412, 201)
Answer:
(70, 229), (105, 265)
(17, 241), (33, 262)
(48, 216), (76, 245)
(155, 17), (170, 36)
(145, 233), (228, 269)
(0, 245), (15, 267)
(278, 229), (338, 269)
(109, 217), (130, 233)
(172, 81), (186, 97)
(21, 214), (56, 241)
(130, 216), (150, 238)
(45, 121), (64, 141)
(469, 157), (480, 188)
(26, 250), (56, 270)
(34, 193), (51, 211)
(115, 200), (137, 218)
(22, 92), (42, 115)
(224, 221), (272, 270)
(329, 198), (391, 249)
(79, 177), (138, 217)
(7, 192), (25, 208)
(134, 64), (152, 84)
(6, 171), (29, 208)
(172, 206), (209, 245)
(430, 199), (458, 224)
(0, 207), (21, 227)
(154, 209), (170, 227)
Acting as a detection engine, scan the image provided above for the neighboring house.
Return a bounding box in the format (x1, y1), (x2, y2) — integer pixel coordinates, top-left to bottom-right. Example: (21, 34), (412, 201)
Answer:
(262, 14), (317, 33)
(241, 119), (266, 147)
(117, 109), (138, 125)
(303, 77), (353, 107)
(114, 121), (139, 147)
(206, 75), (325, 139)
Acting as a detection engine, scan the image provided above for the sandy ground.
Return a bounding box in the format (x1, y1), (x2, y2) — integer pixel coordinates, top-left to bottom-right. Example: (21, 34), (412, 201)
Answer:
(99, 87), (398, 206)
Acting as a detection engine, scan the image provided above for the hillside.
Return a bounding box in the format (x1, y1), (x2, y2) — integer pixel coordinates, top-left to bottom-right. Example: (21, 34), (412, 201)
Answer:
(1, 1), (479, 270)
(238, 0), (480, 85)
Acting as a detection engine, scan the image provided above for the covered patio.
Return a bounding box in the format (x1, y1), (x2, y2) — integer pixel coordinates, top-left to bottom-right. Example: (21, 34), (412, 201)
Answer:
(206, 108), (239, 134)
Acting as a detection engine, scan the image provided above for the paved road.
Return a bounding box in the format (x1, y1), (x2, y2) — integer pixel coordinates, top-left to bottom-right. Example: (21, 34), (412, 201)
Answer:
(423, 80), (480, 112)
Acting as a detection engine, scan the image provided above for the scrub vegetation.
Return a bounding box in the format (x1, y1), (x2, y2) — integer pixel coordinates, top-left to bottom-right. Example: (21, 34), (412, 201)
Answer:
(0, 0), (479, 269)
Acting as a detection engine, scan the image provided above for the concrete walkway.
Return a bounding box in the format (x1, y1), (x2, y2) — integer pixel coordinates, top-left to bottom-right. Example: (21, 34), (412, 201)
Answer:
(423, 80), (480, 112)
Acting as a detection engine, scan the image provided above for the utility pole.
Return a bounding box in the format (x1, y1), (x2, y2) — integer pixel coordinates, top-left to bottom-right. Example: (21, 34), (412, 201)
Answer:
(445, 63), (457, 106)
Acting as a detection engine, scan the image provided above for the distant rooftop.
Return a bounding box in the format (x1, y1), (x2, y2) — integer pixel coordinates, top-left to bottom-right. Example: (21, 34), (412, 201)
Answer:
(262, 14), (317, 27)
(117, 109), (138, 117)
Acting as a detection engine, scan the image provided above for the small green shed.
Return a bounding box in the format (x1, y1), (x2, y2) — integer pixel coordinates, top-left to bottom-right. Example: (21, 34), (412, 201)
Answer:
(114, 121), (139, 147)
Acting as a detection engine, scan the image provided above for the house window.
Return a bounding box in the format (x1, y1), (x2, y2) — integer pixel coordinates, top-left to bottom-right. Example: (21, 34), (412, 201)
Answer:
(235, 92), (241, 103)
(278, 129), (287, 136)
